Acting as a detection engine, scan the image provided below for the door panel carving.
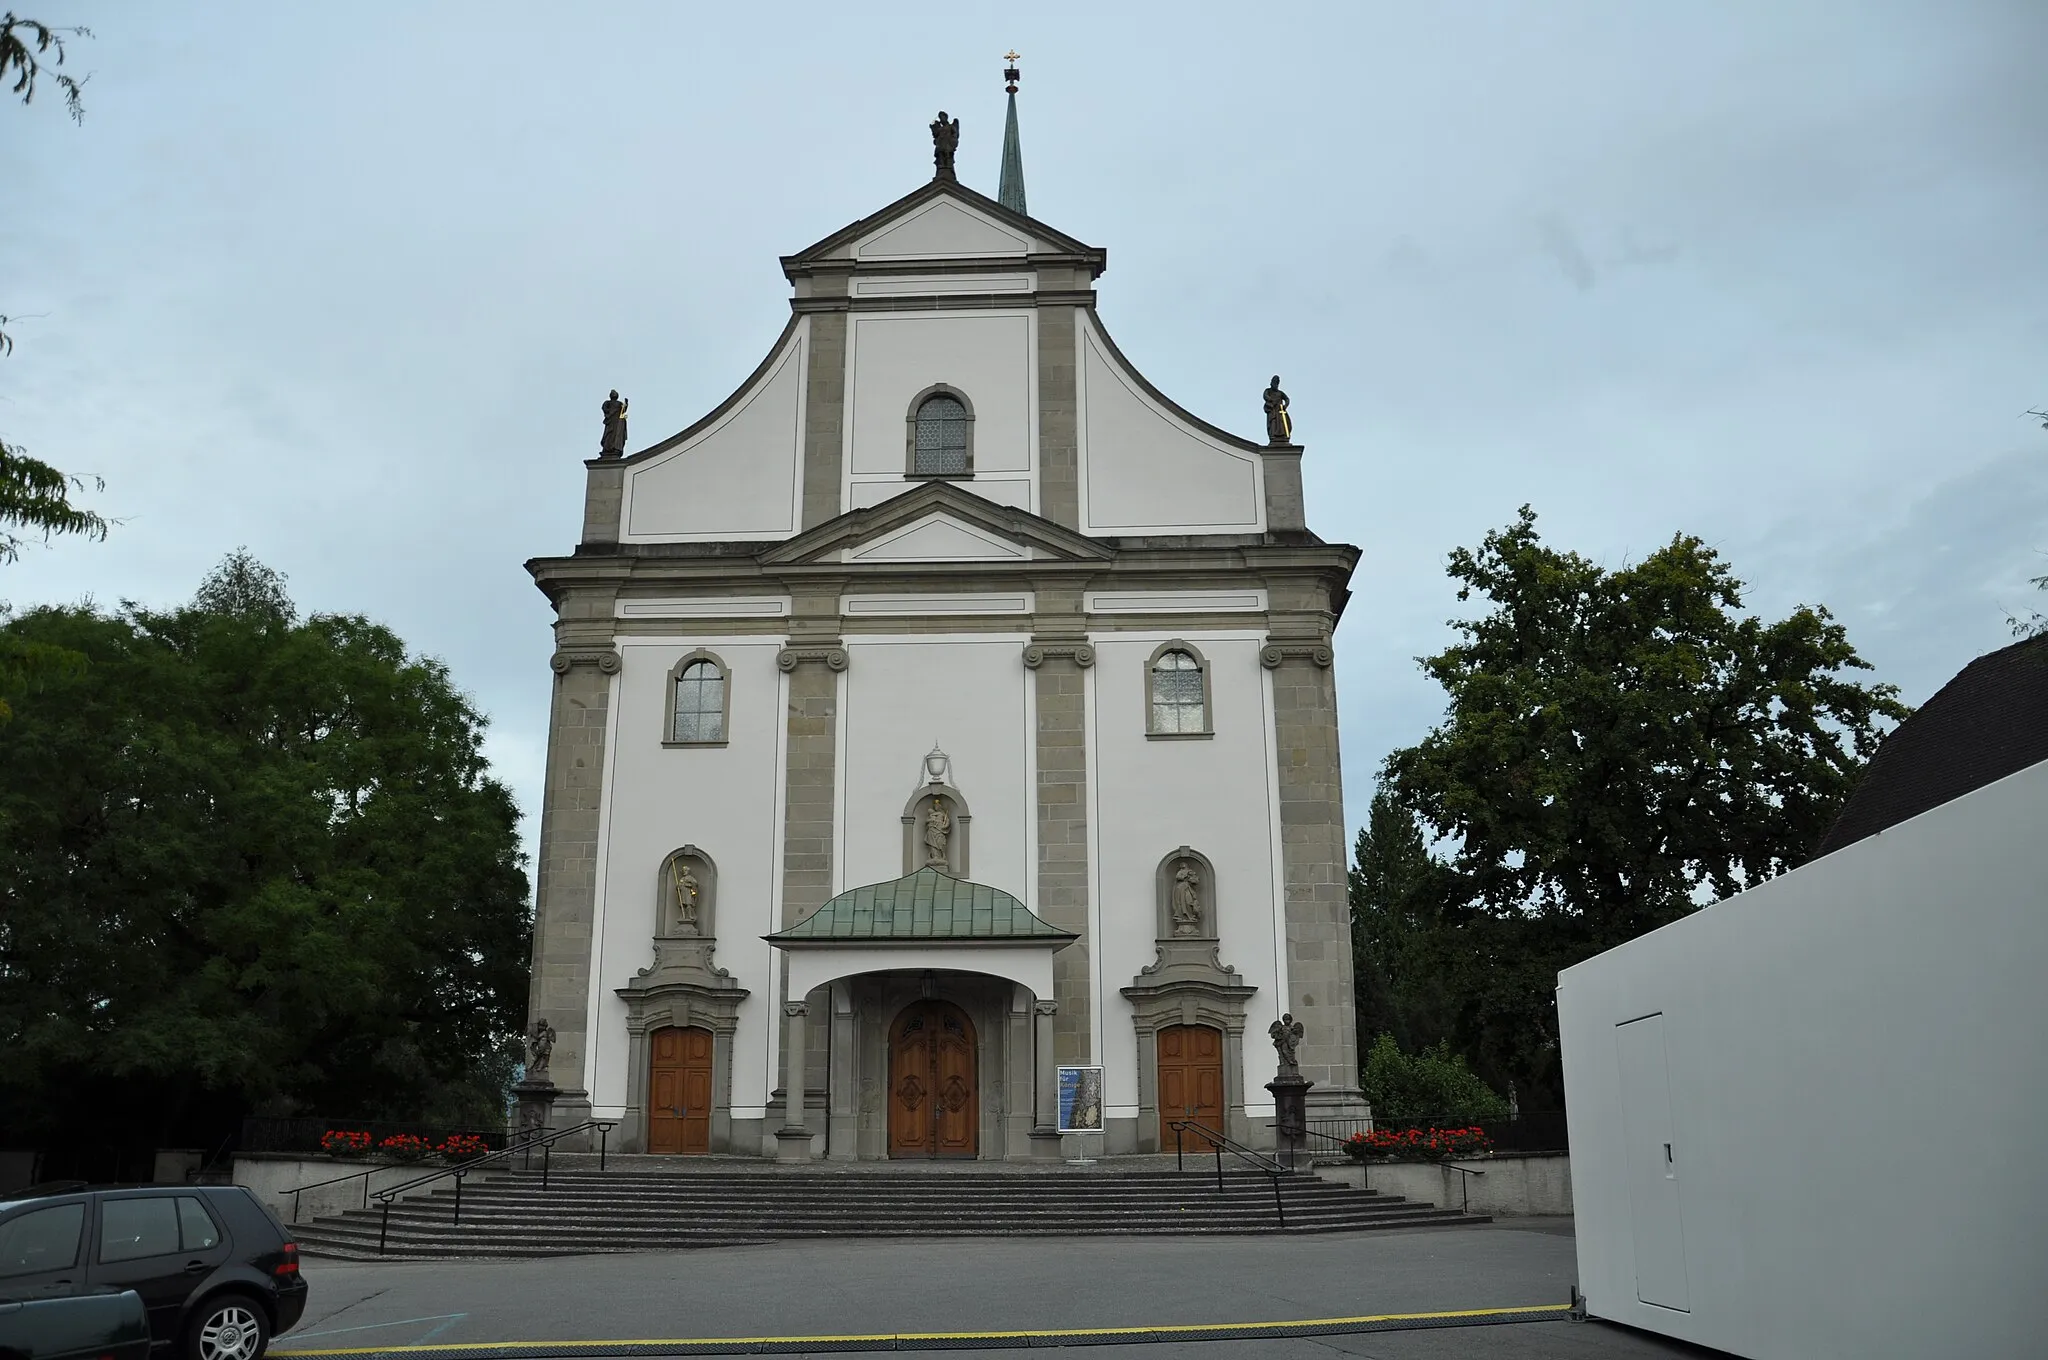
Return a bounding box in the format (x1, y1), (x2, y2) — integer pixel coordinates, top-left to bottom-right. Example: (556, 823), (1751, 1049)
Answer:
(1157, 1023), (1225, 1148)
(648, 1025), (713, 1155)
(889, 1000), (979, 1158)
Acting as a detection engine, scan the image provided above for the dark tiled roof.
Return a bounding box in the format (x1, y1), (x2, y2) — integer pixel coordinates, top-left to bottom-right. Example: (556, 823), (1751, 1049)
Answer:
(1812, 634), (2048, 859)
(766, 868), (1075, 944)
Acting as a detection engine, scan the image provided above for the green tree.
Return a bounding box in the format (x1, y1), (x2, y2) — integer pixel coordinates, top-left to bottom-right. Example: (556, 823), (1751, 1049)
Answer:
(0, 554), (531, 1157)
(1357, 1033), (1508, 1123)
(1373, 506), (1908, 1100)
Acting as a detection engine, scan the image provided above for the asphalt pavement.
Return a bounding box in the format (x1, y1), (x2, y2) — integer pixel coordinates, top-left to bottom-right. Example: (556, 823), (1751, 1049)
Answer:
(277, 1219), (1718, 1358)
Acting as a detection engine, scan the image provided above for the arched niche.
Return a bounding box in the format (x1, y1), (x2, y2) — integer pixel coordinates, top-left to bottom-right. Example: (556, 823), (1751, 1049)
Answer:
(1155, 846), (1217, 942)
(902, 784), (972, 877)
(657, 845), (717, 938)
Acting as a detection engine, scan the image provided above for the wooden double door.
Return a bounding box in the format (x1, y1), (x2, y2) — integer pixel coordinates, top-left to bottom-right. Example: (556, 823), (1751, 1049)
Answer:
(648, 1025), (713, 1155)
(1157, 1024), (1225, 1147)
(889, 1000), (979, 1158)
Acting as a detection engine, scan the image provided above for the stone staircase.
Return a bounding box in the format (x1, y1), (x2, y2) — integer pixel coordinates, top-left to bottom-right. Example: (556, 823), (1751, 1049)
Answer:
(292, 1164), (1481, 1259)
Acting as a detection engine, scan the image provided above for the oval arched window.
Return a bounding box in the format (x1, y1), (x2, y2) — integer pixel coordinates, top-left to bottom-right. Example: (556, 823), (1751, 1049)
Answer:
(912, 393), (970, 476)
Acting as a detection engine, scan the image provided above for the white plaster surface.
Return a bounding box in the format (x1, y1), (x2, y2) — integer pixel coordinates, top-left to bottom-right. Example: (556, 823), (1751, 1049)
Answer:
(1086, 633), (1284, 1113)
(836, 636), (1032, 899)
(1085, 590), (1267, 614)
(846, 312), (1035, 477)
(848, 478), (1032, 513)
(590, 639), (786, 1117)
(622, 325), (805, 541)
(783, 945), (1057, 1003)
(841, 593), (1034, 616)
(851, 198), (1033, 260)
(841, 512), (1032, 564)
(615, 596), (790, 619)
(1559, 757), (2048, 1360)
(1076, 316), (1262, 535)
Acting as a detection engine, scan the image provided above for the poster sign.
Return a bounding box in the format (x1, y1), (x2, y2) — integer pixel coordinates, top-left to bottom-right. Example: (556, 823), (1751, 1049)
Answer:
(1057, 1065), (1104, 1133)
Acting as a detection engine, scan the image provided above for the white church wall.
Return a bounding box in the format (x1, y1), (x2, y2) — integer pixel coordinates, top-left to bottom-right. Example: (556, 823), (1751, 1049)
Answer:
(844, 311), (1037, 513)
(1559, 758), (2048, 1360)
(1075, 316), (1264, 536)
(621, 322), (808, 543)
(1088, 633), (1285, 1117)
(837, 635), (1034, 901)
(588, 638), (787, 1119)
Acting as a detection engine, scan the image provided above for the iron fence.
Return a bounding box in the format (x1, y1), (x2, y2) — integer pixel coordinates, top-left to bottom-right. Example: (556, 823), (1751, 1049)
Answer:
(238, 1116), (511, 1157)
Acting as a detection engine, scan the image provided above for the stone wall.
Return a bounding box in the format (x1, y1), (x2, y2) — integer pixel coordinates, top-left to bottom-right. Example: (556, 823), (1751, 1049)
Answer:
(232, 1153), (508, 1226)
(1317, 1153), (1574, 1217)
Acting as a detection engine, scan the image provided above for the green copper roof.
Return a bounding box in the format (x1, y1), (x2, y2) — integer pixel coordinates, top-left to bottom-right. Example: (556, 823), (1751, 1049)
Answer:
(998, 91), (1027, 216)
(768, 868), (1074, 945)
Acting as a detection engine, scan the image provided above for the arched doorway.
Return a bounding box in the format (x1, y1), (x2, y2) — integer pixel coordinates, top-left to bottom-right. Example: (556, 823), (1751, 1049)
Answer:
(1157, 1023), (1224, 1148)
(648, 1025), (713, 1154)
(889, 999), (979, 1158)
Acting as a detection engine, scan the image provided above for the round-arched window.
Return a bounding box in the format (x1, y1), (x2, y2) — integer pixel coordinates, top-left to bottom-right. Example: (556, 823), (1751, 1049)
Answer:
(671, 659), (726, 743)
(1149, 649), (1206, 734)
(912, 393), (970, 476)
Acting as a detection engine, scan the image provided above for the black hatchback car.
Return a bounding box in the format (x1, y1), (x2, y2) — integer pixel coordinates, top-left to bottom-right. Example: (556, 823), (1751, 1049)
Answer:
(0, 1184), (306, 1360)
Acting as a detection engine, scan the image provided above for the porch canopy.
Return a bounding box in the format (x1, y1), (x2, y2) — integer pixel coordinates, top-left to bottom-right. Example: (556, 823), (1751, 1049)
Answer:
(766, 866), (1076, 998)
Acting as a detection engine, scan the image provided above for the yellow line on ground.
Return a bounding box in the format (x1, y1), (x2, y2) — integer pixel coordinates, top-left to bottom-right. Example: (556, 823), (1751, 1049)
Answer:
(270, 1303), (1572, 1354)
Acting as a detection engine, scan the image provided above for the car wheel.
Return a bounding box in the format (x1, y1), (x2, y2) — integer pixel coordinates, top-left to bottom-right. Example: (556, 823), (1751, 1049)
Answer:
(184, 1294), (271, 1360)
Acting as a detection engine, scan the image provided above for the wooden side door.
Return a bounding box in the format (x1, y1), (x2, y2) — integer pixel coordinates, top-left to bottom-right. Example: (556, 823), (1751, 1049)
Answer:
(890, 1001), (979, 1159)
(648, 1027), (713, 1155)
(1158, 1024), (1226, 1147)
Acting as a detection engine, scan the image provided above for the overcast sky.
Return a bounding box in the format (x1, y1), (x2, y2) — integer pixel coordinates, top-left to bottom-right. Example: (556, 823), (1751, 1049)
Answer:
(6, 1), (2045, 876)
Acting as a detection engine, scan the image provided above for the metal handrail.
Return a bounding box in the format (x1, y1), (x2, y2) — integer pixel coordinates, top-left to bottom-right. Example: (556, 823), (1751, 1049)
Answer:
(369, 1119), (617, 1255)
(277, 1120), (611, 1227)
(1168, 1120), (1291, 1229)
(1297, 1128), (1489, 1213)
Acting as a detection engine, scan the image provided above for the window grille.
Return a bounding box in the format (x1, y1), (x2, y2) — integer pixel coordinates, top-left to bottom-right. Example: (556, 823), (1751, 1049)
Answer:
(1150, 650), (1205, 734)
(912, 393), (970, 475)
(671, 660), (725, 743)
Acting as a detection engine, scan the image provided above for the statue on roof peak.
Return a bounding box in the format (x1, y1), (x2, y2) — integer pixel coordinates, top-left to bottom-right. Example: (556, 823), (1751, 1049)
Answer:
(930, 111), (960, 182)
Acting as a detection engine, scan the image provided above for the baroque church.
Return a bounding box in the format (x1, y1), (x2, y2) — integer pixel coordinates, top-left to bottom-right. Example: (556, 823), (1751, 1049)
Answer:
(524, 73), (1366, 1161)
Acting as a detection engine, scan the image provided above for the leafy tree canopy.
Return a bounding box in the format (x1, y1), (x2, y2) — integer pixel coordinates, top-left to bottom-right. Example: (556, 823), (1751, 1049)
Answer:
(1359, 507), (1907, 1099)
(0, 555), (531, 1154)
(1357, 1032), (1508, 1123)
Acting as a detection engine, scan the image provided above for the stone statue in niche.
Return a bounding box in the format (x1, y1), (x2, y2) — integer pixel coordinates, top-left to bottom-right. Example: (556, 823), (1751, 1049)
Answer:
(923, 797), (952, 869)
(1171, 863), (1203, 936)
(600, 389), (630, 457)
(669, 858), (701, 933)
(1263, 375), (1292, 445)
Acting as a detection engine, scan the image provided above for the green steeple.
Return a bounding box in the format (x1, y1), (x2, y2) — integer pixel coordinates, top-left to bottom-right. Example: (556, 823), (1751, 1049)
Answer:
(998, 55), (1027, 215)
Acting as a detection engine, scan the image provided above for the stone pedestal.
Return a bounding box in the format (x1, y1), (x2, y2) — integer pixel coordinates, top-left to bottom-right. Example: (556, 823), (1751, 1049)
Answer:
(1027, 1129), (1065, 1162)
(1267, 1076), (1314, 1172)
(512, 1078), (557, 1138)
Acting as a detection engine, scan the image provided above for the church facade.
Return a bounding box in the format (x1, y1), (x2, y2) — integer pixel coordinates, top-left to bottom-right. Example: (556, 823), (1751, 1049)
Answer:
(524, 109), (1365, 1160)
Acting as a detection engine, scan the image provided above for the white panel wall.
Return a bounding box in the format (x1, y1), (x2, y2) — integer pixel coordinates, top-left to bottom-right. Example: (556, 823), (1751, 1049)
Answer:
(590, 639), (786, 1117)
(851, 199), (1034, 259)
(1088, 634), (1285, 1115)
(622, 324), (806, 541)
(837, 636), (1033, 901)
(845, 311), (1037, 511)
(1559, 760), (2048, 1360)
(1076, 317), (1263, 535)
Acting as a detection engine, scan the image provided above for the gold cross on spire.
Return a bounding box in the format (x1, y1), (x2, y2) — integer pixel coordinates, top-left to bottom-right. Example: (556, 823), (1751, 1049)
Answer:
(1004, 50), (1021, 63)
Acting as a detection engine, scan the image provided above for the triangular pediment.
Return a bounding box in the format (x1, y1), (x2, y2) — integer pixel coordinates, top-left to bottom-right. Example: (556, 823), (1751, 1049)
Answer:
(784, 179), (1101, 271)
(759, 482), (1115, 566)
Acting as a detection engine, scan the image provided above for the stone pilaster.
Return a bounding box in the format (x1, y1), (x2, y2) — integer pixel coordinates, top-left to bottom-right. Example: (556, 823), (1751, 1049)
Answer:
(800, 311), (848, 530)
(528, 635), (620, 1128)
(776, 1000), (814, 1161)
(1025, 629), (1093, 1063)
(1035, 303), (1080, 529)
(775, 628), (844, 1144)
(1262, 637), (1366, 1112)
